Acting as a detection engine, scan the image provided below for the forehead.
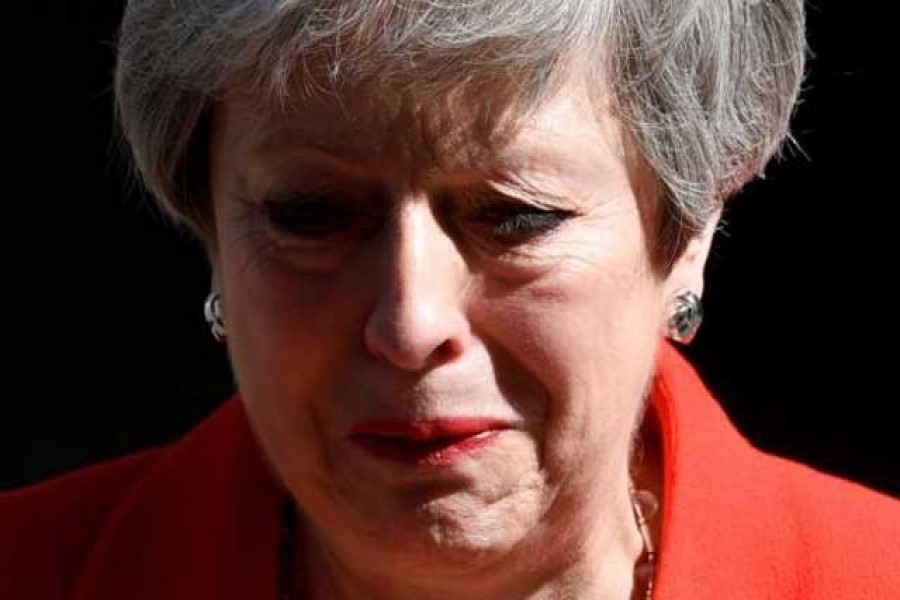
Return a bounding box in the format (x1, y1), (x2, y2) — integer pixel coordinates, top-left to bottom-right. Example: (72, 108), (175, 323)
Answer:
(213, 80), (627, 187)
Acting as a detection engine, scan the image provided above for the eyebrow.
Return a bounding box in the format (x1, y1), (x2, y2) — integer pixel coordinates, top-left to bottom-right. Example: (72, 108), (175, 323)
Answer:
(248, 130), (378, 176)
(243, 125), (602, 200)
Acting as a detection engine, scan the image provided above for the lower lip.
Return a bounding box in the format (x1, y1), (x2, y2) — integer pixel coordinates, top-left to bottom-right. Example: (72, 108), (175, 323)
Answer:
(350, 430), (503, 466)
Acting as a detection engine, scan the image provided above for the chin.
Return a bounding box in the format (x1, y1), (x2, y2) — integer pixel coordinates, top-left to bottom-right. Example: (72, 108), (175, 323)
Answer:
(351, 485), (545, 573)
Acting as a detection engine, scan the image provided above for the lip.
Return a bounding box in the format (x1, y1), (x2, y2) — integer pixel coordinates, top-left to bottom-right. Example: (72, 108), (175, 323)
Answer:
(348, 418), (511, 466)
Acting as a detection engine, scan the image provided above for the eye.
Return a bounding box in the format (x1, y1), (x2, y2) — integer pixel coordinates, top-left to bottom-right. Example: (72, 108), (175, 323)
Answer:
(262, 191), (378, 239)
(466, 200), (574, 243)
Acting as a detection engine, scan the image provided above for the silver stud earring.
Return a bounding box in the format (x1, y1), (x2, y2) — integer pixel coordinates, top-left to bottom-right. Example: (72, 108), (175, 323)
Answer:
(204, 291), (227, 342)
(667, 290), (703, 344)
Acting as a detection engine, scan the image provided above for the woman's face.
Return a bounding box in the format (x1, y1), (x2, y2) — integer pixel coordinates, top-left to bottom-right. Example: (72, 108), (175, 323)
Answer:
(209, 81), (709, 577)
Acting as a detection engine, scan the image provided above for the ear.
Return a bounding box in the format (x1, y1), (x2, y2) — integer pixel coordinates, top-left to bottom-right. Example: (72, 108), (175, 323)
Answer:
(662, 207), (722, 302)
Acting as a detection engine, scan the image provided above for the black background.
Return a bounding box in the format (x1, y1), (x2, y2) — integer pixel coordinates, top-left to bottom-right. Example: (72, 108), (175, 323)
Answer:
(3, 3), (896, 496)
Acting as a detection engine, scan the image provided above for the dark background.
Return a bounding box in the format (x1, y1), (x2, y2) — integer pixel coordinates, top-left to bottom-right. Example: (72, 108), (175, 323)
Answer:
(3, 3), (896, 496)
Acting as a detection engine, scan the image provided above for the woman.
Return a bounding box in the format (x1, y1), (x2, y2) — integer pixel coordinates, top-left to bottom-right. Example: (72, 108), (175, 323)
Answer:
(3, 1), (898, 598)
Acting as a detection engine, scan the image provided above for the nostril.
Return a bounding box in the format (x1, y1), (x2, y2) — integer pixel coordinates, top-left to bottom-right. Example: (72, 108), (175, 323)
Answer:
(428, 338), (462, 367)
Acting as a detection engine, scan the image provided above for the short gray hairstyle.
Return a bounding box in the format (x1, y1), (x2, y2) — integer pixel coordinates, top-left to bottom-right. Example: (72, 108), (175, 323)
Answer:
(115, 0), (805, 266)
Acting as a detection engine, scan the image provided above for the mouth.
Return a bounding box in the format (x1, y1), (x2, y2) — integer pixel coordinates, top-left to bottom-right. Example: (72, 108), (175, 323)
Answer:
(348, 419), (510, 466)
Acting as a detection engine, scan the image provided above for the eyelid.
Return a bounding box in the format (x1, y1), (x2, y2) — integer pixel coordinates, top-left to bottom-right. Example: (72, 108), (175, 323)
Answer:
(262, 185), (352, 207)
(448, 175), (575, 213)
(261, 170), (386, 201)
(253, 187), (384, 244)
(457, 198), (575, 250)
(457, 192), (577, 223)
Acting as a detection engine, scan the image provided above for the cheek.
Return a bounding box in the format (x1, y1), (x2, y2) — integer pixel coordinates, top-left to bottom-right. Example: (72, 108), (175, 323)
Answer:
(216, 239), (373, 486)
(473, 235), (663, 480)
(223, 251), (345, 394)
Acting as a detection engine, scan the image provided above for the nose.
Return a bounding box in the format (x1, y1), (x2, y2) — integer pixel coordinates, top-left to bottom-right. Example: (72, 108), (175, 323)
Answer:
(364, 200), (472, 372)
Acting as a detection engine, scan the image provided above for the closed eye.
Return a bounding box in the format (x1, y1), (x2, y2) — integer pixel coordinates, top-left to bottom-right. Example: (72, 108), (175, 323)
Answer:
(467, 201), (574, 243)
(262, 191), (381, 239)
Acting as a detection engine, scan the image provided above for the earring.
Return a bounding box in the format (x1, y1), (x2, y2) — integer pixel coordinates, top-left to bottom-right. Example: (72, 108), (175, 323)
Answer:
(667, 290), (703, 344)
(204, 291), (227, 342)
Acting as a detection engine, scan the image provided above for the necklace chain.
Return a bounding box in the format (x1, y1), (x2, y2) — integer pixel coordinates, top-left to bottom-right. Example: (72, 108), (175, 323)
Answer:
(629, 482), (657, 600)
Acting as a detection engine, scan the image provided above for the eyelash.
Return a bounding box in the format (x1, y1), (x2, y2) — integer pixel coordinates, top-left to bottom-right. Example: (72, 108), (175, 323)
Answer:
(259, 191), (574, 246)
(463, 201), (573, 242)
(262, 192), (380, 239)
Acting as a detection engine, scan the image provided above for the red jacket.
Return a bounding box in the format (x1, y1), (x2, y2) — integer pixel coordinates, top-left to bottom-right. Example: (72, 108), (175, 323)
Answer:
(3, 344), (898, 599)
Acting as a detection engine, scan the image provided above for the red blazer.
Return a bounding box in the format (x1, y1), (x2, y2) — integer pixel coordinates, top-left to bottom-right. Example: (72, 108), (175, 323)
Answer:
(3, 344), (898, 599)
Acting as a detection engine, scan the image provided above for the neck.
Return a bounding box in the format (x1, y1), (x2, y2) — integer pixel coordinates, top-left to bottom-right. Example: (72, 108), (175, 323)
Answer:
(288, 480), (650, 600)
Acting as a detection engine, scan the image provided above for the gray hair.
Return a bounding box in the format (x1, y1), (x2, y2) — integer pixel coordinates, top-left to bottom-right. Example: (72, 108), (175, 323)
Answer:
(115, 0), (805, 265)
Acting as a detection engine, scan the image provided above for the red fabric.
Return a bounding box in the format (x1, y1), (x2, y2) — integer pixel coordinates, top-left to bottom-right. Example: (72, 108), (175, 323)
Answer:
(3, 343), (898, 599)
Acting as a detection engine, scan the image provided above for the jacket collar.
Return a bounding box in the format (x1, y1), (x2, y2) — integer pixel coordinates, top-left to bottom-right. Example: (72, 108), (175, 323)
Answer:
(651, 342), (798, 599)
(71, 399), (285, 599)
